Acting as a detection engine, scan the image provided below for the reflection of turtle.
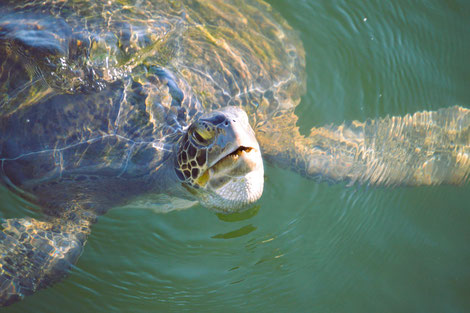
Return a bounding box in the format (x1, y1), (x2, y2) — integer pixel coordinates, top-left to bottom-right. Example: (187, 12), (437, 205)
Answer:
(0, 0), (469, 306)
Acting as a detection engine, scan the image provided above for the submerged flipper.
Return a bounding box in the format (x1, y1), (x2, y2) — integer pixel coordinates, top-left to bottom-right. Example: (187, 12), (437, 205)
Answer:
(257, 106), (470, 186)
(0, 213), (92, 306)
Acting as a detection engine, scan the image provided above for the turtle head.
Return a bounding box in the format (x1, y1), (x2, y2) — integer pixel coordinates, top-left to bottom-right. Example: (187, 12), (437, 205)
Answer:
(175, 106), (264, 213)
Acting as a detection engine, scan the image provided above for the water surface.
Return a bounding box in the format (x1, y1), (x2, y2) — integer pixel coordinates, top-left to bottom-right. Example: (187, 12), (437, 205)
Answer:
(3, 0), (470, 312)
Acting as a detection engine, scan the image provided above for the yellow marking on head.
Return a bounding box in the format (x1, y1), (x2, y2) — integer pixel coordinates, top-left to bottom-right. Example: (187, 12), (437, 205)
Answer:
(195, 170), (210, 187)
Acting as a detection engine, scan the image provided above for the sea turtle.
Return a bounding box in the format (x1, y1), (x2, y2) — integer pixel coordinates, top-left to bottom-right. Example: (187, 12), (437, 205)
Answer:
(0, 0), (469, 306)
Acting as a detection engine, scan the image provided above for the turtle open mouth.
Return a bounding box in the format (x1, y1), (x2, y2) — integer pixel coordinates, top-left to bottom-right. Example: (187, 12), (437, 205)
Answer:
(211, 146), (254, 171)
(225, 146), (254, 159)
(194, 146), (257, 187)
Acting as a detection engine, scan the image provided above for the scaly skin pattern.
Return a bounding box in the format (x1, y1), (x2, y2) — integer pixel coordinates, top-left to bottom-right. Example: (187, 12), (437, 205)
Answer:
(0, 206), (94, 306)
(257, 106), (470, 186)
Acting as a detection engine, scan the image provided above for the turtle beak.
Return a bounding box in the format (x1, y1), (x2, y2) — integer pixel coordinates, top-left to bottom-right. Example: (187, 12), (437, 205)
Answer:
(205, 108), (261, 173)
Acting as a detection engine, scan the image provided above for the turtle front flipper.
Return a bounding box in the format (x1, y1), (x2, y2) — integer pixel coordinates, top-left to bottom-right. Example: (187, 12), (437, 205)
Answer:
(257, 106), (470, 186)
(0, 211), (93, 306)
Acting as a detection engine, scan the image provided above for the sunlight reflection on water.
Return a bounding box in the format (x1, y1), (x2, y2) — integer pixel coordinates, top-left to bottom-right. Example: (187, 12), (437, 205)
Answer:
(3, 0), (470, 312)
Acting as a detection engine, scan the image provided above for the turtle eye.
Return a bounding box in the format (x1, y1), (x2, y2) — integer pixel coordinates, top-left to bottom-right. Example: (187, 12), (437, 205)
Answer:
(192, 124), (214, 145)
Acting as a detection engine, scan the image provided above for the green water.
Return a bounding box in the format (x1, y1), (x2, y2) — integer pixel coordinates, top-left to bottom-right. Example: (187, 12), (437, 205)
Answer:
(3, 0), (470, 312)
